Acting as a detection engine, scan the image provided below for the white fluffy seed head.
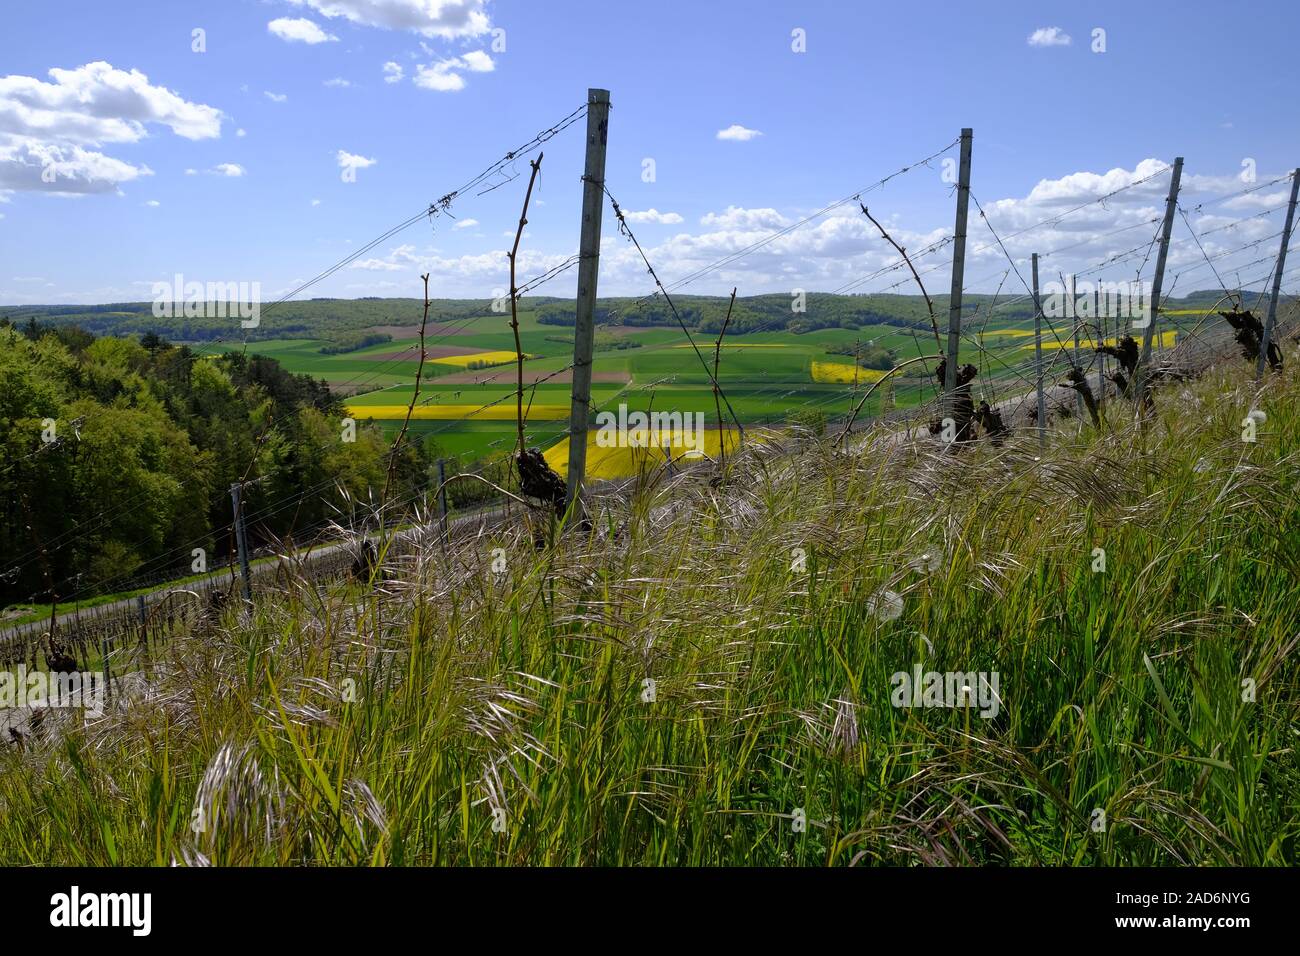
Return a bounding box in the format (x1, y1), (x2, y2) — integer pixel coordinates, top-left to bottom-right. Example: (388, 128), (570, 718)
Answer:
(867, 589), (904, 622)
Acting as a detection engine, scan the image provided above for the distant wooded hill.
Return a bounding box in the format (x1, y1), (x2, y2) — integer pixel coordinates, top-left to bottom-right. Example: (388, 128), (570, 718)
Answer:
(0, 289), (1237, 342)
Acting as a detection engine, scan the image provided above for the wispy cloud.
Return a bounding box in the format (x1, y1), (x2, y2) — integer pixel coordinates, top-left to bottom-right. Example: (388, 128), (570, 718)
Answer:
(337, 150), (377, 173)
(1027, 26), (1071, 47)
(622, 208), (684, 225)
(287, 0), (492, 39)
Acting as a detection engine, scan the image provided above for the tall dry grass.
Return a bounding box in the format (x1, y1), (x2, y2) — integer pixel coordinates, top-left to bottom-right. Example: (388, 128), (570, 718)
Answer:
(2, 354), (1297, 866)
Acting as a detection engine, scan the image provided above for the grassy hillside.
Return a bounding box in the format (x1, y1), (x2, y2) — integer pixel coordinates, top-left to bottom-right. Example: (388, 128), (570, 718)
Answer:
(2, 345), (1296, 866)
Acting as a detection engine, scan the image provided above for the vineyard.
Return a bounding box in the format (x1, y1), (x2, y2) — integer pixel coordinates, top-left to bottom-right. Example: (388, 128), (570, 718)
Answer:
(3, 90), (1300, 872)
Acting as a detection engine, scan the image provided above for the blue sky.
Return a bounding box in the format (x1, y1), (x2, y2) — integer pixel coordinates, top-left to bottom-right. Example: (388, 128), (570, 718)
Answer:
(2, 0), (1298, 306)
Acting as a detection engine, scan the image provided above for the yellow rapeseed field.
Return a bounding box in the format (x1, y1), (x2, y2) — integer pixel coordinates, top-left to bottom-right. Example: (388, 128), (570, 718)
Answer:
(810, 361), (888, 384)
(1027, 330), (1177, 352)
(345, 403), (570, 421)
(432, 350), (532, 367)
(544, 429), (742, 480)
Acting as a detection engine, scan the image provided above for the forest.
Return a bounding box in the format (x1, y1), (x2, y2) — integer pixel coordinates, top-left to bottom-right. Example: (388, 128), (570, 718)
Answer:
(0, 319), (432, 611)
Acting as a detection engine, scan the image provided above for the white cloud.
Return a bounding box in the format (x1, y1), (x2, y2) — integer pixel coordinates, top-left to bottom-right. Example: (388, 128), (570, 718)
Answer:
(212, 162), (245, 177)
(145, 199), (160, 207)
(268, 17), (338, 44)
(236, 127), (247, 137)
(311, 198), (322, 206)
(414, 61), (465, 92)
(0, 63), (222, 196)
(0, 61), (223, 144)
(716, 124), (762, 142)
(0, 139), (151, 195)
(1017, 158), (1171, 206)
(351, 242), (422, 271)
(323, 78), (352, 88)
(350, 245), (566, 287)
(622, 208), (684, 225)
(459, 50), (494, 72)
(892, 159), (1291, 294)
(700, 206), (789, 230)
(413, 51), (493, 91)
(1220, 189), (1290, 211)
(383, 61), (404, 84)
(453, 217), (479, 229)
(586, 213), (921, 296)
(1027, 27), (1072, 47)
(264, 91), (288, 103)
(337, 149), (377, 172)
(586, 161), (1239, 297)
(2, 281), (150, 304)
(285, 0), (491, 38)
(184, 168), (197, 175)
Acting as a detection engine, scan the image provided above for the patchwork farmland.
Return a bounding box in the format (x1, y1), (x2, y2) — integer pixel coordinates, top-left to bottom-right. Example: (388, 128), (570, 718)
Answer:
(173, 293), (1204, 475)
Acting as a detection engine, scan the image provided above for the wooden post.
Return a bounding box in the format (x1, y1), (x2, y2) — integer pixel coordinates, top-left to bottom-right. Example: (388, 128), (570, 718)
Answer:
(944, 129), (974, 411)
(436, 458), (449, 553)
(136, 594), (147, 651)
(1073, 312), (1083, 419)
(1097, 288), (1105, 416)
(1135, 157), (1183, 396)
(565, 88), (611, 515)
(1032, 253), (1046, 449)
(229, 482), (252, 603)
(100, 635), (112, 705)
(1257, 168), (1300, 379)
